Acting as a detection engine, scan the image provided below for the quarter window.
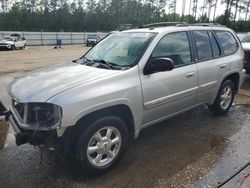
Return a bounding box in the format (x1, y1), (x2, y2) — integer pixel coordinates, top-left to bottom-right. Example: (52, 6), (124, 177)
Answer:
(215, 31), (238, 55)
(152, 32), (192, 67)
(193, 31), (213, 61)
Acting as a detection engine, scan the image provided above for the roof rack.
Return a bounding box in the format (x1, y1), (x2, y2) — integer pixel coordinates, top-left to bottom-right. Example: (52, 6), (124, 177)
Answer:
(179, 23), (226, 27)
(138, 22), (226, 29)
(139, 22), (188, 28)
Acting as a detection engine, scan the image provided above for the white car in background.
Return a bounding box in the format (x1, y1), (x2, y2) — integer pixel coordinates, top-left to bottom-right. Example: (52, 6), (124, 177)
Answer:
(0, 33), (27, 50)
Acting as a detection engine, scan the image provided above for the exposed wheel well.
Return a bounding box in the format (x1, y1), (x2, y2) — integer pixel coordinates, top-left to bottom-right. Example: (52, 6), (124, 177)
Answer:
(74, 105), (135, 139)
(222, 73), (240, 93)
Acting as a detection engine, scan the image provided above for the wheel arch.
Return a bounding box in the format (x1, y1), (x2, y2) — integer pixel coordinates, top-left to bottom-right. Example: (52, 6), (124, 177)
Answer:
(59, 104), (135, 160)
(73, 104), (135, 139)
(222, 72), (240, 93)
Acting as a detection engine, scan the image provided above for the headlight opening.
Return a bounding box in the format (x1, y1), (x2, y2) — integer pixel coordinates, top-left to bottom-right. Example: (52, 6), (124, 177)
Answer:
(14, 102), (62, 129)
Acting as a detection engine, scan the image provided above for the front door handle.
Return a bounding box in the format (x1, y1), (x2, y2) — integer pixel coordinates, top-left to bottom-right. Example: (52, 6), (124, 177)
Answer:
(186, 72), (195, 78)
(220, 64), (227, 69)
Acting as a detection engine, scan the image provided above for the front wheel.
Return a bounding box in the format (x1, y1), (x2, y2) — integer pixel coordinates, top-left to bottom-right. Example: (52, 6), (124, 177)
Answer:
(11, 45), (16, 50)
(75, 116), (129, 176)
(208, 80), (235, 115)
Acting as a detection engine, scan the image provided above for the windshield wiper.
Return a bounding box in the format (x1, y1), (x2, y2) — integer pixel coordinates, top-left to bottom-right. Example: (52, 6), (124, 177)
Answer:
(93, 59), (130, 70)
(92, 59), (114, 69)
(73, 57), (91, 64)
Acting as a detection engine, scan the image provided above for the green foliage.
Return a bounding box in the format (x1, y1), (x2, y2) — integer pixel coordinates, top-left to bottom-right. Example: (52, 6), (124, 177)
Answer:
(1, 0), (250, 32)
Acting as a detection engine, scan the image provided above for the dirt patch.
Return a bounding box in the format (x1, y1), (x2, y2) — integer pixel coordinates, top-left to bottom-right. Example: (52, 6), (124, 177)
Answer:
(0, 120), (9, 150)
(0, 45), (89, 77)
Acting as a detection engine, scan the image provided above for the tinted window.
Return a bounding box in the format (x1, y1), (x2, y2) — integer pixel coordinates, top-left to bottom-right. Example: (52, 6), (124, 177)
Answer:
(193, 31), (212, 61)
(152, 32), (191, 67)
(215, 31), (238, 55)
(208, 31), (221, 57)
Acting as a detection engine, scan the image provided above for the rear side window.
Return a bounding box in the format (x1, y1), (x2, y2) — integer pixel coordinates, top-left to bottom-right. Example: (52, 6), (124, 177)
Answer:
(193, 31), (213, 61)
(215, 31), (238, 55)
(208, 31), (221, 57)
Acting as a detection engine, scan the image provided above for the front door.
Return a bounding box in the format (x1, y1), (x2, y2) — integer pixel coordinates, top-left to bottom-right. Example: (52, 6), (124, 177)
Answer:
(139, 31), (199, 125)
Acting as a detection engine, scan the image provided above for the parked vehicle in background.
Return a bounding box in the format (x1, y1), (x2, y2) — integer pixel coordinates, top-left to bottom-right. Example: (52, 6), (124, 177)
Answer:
(4, 23), (245, 175)
(240, 32), (250, 74)
(237, 32), (247, 40)
(117, 24), (133, 31)
(0, 33), (26, 50)
(86, 34), (100, 46)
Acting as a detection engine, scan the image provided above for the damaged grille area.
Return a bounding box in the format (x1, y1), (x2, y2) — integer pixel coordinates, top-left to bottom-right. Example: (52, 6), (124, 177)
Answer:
(12, 99), (62, 129)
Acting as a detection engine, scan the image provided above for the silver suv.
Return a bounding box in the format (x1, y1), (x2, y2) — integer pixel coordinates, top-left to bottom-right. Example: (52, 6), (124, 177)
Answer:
(5, 23), (245, 175)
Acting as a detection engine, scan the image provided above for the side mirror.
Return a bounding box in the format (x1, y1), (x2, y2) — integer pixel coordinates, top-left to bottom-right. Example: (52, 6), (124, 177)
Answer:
(144, 57), (175, 75)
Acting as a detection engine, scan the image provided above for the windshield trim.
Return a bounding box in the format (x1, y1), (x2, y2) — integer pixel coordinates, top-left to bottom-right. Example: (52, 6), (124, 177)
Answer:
(81, 32), (157, 69)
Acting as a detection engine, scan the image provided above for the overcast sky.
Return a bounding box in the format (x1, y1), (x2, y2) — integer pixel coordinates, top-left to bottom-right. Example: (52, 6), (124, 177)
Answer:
(175, 0), (226, 20)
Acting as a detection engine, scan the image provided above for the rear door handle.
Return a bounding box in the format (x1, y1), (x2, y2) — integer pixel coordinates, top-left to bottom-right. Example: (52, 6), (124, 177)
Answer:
(220, 64), (227, 69)
(186, 72), (195, 78)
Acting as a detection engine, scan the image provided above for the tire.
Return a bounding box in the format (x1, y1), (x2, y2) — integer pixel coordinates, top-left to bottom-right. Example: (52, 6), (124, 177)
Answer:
(75, 116), (129, 176)
(22, 44), (26, 49)
(11, 45), (16, 50)
(208, 80), (235, 115)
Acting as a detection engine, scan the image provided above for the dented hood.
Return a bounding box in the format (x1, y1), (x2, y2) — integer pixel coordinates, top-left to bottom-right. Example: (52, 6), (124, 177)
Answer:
(8, 63), (120, 102)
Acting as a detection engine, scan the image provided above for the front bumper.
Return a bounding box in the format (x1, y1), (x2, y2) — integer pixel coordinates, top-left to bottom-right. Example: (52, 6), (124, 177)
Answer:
(4, 109), (58, 146)
(87, 40), (97, 46)
(0, 44), (11, 49)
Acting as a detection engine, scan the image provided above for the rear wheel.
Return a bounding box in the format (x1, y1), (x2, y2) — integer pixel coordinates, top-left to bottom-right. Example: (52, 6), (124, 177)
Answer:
(75, 116), (129, 176)
(208, 80), (235, 115)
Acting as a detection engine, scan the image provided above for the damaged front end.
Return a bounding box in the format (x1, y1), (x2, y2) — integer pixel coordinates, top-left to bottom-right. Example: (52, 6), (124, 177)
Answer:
(4, 99), (62, 147)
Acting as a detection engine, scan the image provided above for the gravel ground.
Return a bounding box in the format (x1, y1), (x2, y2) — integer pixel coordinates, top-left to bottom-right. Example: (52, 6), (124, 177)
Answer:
(0, 45), (250, 188)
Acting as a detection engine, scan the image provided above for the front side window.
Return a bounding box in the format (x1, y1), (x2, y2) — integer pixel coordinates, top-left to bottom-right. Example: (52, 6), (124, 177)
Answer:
(84, 32), (155, 68)
(215, 31), (238, 56)
(152, 32), (192, 67)
(193, 31), (213, 61)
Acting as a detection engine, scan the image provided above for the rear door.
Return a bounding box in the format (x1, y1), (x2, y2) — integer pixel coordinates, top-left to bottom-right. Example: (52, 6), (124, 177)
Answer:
(214, 30), (240, 77)
(192, 30), (222, 104)
(15, 37), (23, 48)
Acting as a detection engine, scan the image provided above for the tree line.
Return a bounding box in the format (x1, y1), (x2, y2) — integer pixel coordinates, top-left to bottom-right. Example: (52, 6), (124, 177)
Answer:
(1, 0), (250, 32)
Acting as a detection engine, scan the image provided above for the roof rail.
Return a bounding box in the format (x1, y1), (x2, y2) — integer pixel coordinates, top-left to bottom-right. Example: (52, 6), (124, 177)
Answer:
(139, 22), (188, 28)
(187, 23), (226, 27)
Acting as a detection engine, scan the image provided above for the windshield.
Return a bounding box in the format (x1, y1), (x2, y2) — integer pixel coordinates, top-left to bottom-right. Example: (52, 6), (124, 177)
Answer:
(84, 32), (155, 67)
(241, 33), (250, 43)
